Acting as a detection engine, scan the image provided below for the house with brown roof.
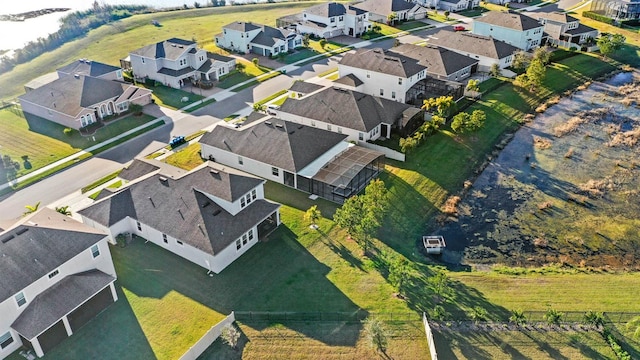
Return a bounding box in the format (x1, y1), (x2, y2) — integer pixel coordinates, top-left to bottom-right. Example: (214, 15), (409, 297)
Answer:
(0, 209), (117, 359)
(392, 43), (479, 81)
(215, 22), (303, 57)
(352, 0), (427, 22)
(472, 11), (544, 50)
(18, 70), (152, 130)
(79, 161), (280, 274)
(428, 30), (519, 71)
(529, 11), (598, 47)
(127, 38), (235, 88)
(280, 2), (372, 39)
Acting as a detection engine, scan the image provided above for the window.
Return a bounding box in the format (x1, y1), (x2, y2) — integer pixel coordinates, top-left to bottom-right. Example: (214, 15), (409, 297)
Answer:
(241, 197), (246, 208)
(359, 133), (364, 141)
(366, 71), (371, 78)
(391, 91), (396, 99)
(236, 239), (242, 250)
(116, 70), (122, 79)
(137, 221), (142, 231)
(163, 234), (168, 244)
(248, 229), (254, 240)
(379, 89), (384, 96)
(0, 332), (14, 350)
(337, 127), (342, 134)
(245, 193), (252, 205)
(311, 120), (316, 127)
(91, 244), (100, 258)
(398, 78), (403, 85)
(117, 102), (128, 112)
(330, 17), (336, 23)
(48, 269), (59, 279)
(15, 292), (26, 308)
(339, 16), (343, 21)
(272, 167), (279, 176)
(251, 189), (257, 200)
(327, 124), (332, 131)
(242, 234), (248, 246)
(176, 240), (183, 246)
(141, 58), (145, 64)
(238, 156), (244, 165)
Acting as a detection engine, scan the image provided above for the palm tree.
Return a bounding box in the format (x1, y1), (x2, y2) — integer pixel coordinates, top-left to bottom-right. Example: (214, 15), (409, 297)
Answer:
(23, 201), (40, 216)
(304, 205), (321, 229)
(469, 306), (488, 324)
(583, 311), (605, 328)
(55, 205), (72, 216)
(509, 309), (527, 326)
(364, 318), (389, 354)
(626, 316), (640, 339)
(544, 308), (563, 325)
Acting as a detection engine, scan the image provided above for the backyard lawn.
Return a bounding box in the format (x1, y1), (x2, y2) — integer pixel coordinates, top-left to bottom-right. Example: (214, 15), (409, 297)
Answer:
(216, 59), (280, 90)
(162, 143), (205, 170)
(0, 109), (156, 180)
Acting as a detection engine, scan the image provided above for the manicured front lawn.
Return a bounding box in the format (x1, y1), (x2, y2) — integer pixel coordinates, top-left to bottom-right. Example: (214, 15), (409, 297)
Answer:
(216, 59), (278, 90)
(135, 83), (204, 110)
(395, 20), (430, 31)
(163, 143), (204, 170)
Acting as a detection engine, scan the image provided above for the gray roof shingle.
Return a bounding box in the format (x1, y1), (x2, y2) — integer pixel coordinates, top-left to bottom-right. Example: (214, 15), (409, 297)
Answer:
(79, 165), (278, 255)
(223, 21), (262, 32)
(288, 81), (324, 94)
(0, 209), (107, 303)
(130, 38), (196, 60)
(305, 2), (367, 17)
(475, 11), (542, 31)
(57, 60), (120, 78)
(278, 86), (416, 132)
(353, 0), (416, 16)
(392, 44), (478, 77)
(11, 270), (115, 340)
(334, 73), (364, 87)
(339, 48), (426, 78)
(200, 120), (347, 173)
(428, 30), (519, 60)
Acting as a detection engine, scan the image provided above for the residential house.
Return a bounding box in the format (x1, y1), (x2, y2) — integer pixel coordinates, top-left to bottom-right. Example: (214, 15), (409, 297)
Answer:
(417, 0), (479, 12)
(428, 30), (519, 71)
(530, 12), (599, 47)
(277, 85), (423, 141)
(352, 0), (427, 22)
(199, 117), (385, 203)
(590, 0), (640, 21)
(128, 38), (235, 88)
(0, 209), (117, 359)
(486, 0), (527, 4)
(24, 59), (124, 92)
(215, 22), (303, 57)
(472, 11), (544, 50)
(392, 43), (479, 81)
(338, 47), (427, 103)
(18, 73), (152, 130)
(293, 2), (372, 38)
(79, 162), (280, 274)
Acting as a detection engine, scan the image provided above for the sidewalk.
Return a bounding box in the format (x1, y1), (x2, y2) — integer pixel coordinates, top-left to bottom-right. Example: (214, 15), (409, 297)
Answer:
(0, 21), (441, 194)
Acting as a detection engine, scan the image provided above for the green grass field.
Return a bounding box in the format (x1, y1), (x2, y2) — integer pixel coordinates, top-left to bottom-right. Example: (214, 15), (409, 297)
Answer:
(0, 2), (323, 101)
(163, 143), (204, 170)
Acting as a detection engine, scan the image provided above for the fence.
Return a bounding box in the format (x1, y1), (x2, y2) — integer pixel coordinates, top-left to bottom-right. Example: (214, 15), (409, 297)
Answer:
(422, 313), (438, 360)
(358, 141), (405, 162)
(179, 311), (235, 360)
(235, 311), (418, 323)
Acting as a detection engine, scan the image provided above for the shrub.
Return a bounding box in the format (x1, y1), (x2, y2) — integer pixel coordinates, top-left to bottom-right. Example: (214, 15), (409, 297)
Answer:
(63, 127), (73, 136)
(582, 11), (615, 25)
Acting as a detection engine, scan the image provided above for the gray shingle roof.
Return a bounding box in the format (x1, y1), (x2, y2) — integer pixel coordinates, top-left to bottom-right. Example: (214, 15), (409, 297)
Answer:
(334, 73), (364, 87)
(305, 2), (367, 17)
(130, 38), (196, 60)
(288, 81), (325, 94)
(0, 209), (107, 303)
(200, 120), (347, 173)
(428, 30), (519, 60)
(353, 0), (416, 16)
(530, 11), (578, 24)
(57, 60), (120, 78)
(79, 165), (277, 255)
(19, 75), (137, 117)
(475, 11), (542, 31)
(223, 21), (262, 32)
(157, 67), (196, 77)
(564, 23), (598, 35)
(340, 48), (426, 78)
(392, 44), (478, 77)
(119, 159), (160, 181)
(11, 270), (115, 340)
(279, 87), (415, 132)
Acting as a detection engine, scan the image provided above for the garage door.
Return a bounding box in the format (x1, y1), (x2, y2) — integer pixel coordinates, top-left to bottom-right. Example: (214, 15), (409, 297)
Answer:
(37, 320), (67, 354)
(68, 286), (114, 332)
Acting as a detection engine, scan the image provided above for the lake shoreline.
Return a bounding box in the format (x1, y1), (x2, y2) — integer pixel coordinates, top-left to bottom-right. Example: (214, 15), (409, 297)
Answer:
(0, 8), (71, 22)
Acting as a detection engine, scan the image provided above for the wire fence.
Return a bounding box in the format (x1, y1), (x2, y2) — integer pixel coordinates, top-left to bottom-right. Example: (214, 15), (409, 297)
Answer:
(234, 311), (419, 324)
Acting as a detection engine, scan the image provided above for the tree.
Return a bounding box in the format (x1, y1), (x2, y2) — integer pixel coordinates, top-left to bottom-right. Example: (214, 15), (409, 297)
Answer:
(468, 109), (486, 131)
(363, 179), (388, 222)
(387, 257), (410, 295)
(399, 136), (418, 153)
(364, 318), (389, 354)
(469, 306), (488, 324)
(597, 33), (626, 59)
(304, 205), (321, 229)
(334, 195), (366, 240)
(319, 38), (328, 49)
(422, 95), (455, 117)
(252, 103), (265, 112)
(352, 209), (379, 254)
(509, 309), (527, 325)
(23, 201), (41, 216)
(451, 112), (470, 133)
(516, 59), (545, 92)
(583, 311), (605, 328)
(431, 115), (446, 129)
(236, 62), (246, 72)
(512, 50), (530, 71)
(544, 308), (564, 325)
(429, 305), (447, 321)
(302, 34), (310, 47)
(532, 46), (552, 65)
(444, 11), (450, 20)
(387, 12), (398, 25)
(220, 323), (241, 350)
(252, 58), (259, 67)
(490, 63), (501, 77)
(428, 271), (453, 304)
(465, 79), (480, 93)
(627, 316), (640, 339)
(55, 205), (72, 216)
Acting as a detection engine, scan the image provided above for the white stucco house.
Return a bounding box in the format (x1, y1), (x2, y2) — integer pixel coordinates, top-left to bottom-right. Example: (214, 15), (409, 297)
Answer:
(428, 30), (519, 71)
(18, 67), (152, 130)
(276, 84), (423, 141)
(392, 43), (479, 82)
(127, 38), (236, 88)
(0, 209), (117, 359)
(472, 11), (544, 51)
(294, 2), (372, 38)
(338, 47), (427, 103)
(199, 116), (385, 204)
(417, 0), (479, 12)
(352, 0), (427, 22)
(79, 162), (280, 274)
(215, 21), (303, 57)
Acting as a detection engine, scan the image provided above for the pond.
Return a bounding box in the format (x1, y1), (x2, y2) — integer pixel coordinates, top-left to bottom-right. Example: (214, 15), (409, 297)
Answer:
(439, 72), (640, 269)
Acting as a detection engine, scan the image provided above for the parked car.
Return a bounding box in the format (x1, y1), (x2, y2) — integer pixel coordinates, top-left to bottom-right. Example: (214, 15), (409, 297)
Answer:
(453, 25), (466, 32)
(169, 135), (186, 148)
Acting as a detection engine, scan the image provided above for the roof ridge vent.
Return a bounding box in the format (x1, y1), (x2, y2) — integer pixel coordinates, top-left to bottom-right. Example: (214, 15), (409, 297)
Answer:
(210, 169), (219, 175)
(159, 176), (168, 182)
(275, 123), (284, 128)
(265, 121), (272, 125)
(212, 209), (221, 216)
(1, 235), (15, 243)
(16, 228), (29, 235)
